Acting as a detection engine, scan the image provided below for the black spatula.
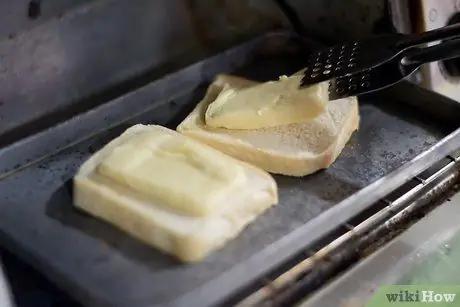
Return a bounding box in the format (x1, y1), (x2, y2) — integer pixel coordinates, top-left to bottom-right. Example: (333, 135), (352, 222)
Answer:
(326, 37), (460, 100)
(298, 24), (460, 100)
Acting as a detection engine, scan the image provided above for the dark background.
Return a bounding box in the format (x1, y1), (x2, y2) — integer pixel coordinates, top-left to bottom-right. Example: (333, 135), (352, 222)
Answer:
(1, 248), (80, 307)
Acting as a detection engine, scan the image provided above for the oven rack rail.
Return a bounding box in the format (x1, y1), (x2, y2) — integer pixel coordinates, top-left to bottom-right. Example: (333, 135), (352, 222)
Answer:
(234, 151), (460, 307)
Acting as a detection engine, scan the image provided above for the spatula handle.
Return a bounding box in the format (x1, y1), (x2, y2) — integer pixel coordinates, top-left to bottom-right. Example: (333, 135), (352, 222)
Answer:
(398, 23), (460, 49)
(401, 38), (460, 69)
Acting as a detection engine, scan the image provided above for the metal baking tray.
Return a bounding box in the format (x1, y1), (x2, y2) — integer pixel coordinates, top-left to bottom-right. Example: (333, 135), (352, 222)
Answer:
(1, 32), (460, 307)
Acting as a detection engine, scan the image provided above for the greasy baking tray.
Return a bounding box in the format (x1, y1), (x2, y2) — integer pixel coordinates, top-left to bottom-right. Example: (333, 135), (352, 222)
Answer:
(1, 32), (460, 307)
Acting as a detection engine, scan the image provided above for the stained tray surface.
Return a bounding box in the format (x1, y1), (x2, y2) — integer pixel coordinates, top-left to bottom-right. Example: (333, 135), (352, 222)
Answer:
(0, 33), (455, 307)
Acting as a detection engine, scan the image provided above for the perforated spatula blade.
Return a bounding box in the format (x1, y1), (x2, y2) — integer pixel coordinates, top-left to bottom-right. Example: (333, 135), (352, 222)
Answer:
(300, 34), (404, 88)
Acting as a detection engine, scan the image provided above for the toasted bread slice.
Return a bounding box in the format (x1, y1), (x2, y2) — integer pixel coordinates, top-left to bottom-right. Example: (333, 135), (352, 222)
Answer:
(73, 124), (278, 262)
(177, 75), (359, 176)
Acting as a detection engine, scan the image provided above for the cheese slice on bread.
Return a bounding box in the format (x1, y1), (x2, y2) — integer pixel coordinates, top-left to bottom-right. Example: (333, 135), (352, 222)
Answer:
(177, 75), (359, 177)
(205, 74), (329, 130)
(73, 124), (278, 262)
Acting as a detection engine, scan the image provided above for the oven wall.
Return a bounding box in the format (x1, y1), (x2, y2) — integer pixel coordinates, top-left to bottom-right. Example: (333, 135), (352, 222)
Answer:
(0, 0), (390, 144)
(0, 0), (389, 42)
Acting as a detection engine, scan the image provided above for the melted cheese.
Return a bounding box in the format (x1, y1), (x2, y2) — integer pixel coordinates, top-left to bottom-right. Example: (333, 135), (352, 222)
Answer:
(205, 75), (329, 130)
(97, 129), (247, 216)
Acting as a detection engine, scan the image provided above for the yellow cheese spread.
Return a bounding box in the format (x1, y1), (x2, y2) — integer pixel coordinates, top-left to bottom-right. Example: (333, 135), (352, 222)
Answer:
(205, 75), (329, 129)
(97, 128), (247, 216)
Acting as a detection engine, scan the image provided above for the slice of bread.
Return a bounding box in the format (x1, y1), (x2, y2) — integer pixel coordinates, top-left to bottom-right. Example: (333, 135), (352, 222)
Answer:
(73, 124), (278, 262)
(177, 75), (360, 177)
